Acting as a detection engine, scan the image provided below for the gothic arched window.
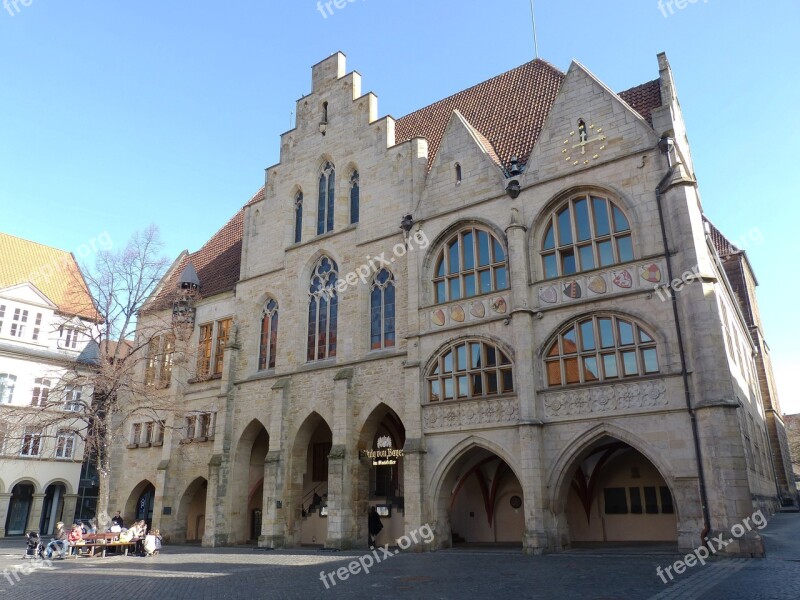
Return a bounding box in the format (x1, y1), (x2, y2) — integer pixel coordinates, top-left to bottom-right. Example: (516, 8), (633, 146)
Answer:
(433, 226), (509, 304)
(307, 257), (339, 361)
(294, 192), (303, 244)
(350, 170), (360, 224)
(370, 269), (395, 350)
(317, 162), (335, 235)
(427, 340), (513, 402)
(541, 194), (634, 279)
(258, 299), (279, 371)
(544, 314), (659, 387)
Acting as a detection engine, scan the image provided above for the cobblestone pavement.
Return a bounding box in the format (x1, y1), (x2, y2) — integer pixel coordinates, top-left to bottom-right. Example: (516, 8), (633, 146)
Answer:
(1, 514), (798, 599)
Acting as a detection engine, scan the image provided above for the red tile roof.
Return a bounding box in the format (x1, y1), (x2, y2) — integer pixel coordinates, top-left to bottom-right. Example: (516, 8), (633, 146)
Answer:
(395, 59), (662, 171)
(618, 79), (662, 127)
(704, 216), (739, 257)
(0, 232), (98, 320)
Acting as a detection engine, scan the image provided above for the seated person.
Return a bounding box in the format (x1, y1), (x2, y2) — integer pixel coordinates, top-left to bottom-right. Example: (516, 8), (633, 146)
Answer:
(143, 530), (162, 557)
(111, 511), (124, 528)
(68, 523), (83, 556)
(45, 522), (68, 559)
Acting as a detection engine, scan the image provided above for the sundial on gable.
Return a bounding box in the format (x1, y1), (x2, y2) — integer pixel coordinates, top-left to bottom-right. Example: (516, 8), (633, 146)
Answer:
(562, 119), (607, 167)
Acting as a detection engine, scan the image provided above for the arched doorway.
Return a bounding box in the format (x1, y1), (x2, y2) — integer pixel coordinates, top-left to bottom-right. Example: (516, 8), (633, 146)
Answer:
(40, 483), (67, 535)
(561, 437), (678, 545)
(5, 482), (35, 535)
(436, 446), (524, 547)
(288, 413), (332, 547)
(125, 481), (155, 530)
(177, 478), (207, 543)
(230, 420), (269, 544)
(355, 404), (405, 548)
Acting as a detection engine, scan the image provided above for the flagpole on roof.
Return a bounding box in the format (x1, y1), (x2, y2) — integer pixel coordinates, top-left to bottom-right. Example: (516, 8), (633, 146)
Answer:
(530, 0), (539, 59)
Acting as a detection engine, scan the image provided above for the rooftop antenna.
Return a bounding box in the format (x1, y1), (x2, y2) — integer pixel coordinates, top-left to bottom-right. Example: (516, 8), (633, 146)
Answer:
(529, 0), (540, 59)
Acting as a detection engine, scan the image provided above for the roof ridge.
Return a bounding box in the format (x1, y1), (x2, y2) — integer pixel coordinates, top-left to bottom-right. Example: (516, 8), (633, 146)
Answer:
(0, 231), (73, 255)
(397, 58), (563, 121)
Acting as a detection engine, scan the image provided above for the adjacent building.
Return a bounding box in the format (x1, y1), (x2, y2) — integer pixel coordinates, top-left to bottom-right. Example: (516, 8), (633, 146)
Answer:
(0, 233), (98, 536)
(110, 51), (787, 555)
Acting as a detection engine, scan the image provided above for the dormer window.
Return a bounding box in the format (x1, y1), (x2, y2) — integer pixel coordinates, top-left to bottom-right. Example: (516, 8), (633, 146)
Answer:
(10, 308), (28, 338)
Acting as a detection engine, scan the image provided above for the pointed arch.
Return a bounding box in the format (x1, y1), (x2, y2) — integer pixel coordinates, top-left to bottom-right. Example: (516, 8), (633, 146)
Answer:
(548, 422), (679, 516)
(307, 256), (339, 361)
(258, 297), (279, 371)
(349, 169), (360, 224)
(370, 268), (395, 350)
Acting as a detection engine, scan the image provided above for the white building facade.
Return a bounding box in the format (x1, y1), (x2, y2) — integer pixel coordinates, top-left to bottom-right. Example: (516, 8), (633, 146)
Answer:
(0, 234), (97, 536)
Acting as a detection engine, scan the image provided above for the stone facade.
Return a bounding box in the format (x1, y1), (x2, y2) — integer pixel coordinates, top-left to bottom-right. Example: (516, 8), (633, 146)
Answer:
(110, 52), (781, 556)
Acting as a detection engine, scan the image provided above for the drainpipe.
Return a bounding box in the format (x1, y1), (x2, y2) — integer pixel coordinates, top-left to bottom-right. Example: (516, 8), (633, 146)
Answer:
(654, 136), (712, 545)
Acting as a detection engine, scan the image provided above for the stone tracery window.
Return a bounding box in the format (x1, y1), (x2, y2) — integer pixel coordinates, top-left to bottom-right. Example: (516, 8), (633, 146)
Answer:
(307, 257), (338, 361)
(427, 339), (513, 402)
(433, 226), (509, 304)
(259, 298), (279, 370)
(370, 269), (395, 350)
(544, 315), (659, 387)
(541, 194), (634, 279)
(350, 170), (359, 225)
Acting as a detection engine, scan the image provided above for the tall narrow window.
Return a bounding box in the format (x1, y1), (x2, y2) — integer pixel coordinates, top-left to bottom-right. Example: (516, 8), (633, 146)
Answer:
(294, 191), (304, 244)
(455, 163), (462, 185)
(144, 337), (159, 386)
(259, 299), (279, 370)
(0, 373), (16, 404)
(197, 324), (213, 377)
(32, 313), (42, 341)
(307, 257), (339, 361)
(370, 269), (395, 350)
(541, 194), (634, 279)
(159, 334), (175, 387)
(317, 162), (335, 235)
(322, 101), (328, 123)
(31, 378), (51, 406)
(214, 318), (232, 375)
(350, 170), (360, 224)
(433, 226), (509, 304)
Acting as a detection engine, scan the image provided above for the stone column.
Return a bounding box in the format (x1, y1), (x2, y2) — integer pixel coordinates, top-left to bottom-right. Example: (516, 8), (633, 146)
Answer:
(26, 493), (46, 534)
(260, 450), (287, 548)
(0, 493), (11, 537)
(327, 368), (356, 549)
(401, 438), (427, 551)
(202, 454), (226, 547)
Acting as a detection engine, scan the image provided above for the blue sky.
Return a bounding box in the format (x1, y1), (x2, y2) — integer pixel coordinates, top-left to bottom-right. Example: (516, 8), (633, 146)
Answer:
(1, 1), (797, 411)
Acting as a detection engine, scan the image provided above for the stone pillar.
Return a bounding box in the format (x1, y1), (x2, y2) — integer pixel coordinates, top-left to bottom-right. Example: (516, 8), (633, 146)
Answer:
(327, 369), (356, 549)
(0, 493), (11, 537)
(26, 493), (46, 534)
(401, 438), (428, 551)
(202, 454), (226, 547)
(695, 403), (765, 557)
(260, 450), (287, 548)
